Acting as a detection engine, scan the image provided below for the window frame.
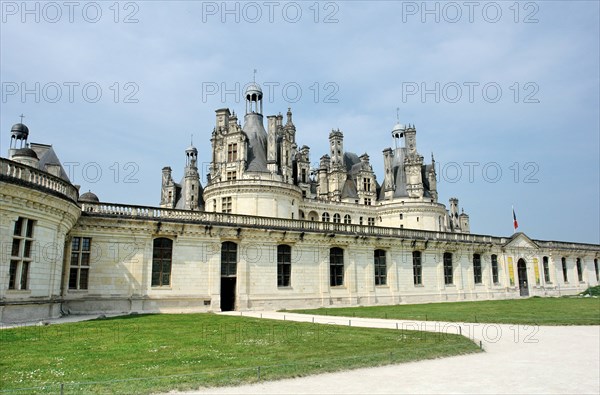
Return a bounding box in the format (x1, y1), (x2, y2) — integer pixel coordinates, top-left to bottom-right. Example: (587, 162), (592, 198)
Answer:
(277, 245), (292, 287)
(329, 247), (344, 287)
(542, 256), (551, 283)
(8, 217), (35, 291)
(374, 249), (387, 286)
(473, 253), (482, 284)
(69, 236), (92, 290)
(491, 254), (499, 284)
(443, 252), (453, 285)
(413, 251), (422, 286)
(152, 238), (173, 287)
(561, 257), (568, 283)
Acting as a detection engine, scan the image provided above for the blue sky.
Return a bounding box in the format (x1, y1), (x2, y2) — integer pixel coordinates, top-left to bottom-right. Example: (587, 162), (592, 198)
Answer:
(1, 1), (598, 244)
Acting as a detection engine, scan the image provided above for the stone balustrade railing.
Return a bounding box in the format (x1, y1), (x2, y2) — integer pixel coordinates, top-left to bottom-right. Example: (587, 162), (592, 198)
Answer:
(79, 202), (599, 251)
(0, 157), (79, 202)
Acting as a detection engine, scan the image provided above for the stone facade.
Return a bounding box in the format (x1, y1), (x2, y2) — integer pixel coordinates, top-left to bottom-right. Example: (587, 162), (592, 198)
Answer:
(1, 85), (599, 323)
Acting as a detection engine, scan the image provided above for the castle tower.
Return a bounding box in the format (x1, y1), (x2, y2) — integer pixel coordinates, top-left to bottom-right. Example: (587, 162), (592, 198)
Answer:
(184, 143), (201, 210)
(449, 197), (460, 231)
(8, 120), (39, 168)
(403, 124), (424, 198)
(329, 129), (344, 168)
(160, 167), (177, 208)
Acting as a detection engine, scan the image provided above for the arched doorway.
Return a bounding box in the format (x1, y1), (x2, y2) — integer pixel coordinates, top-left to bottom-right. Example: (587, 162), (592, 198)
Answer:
(220, 241), (237, 311)
(517, 258), (529, 297)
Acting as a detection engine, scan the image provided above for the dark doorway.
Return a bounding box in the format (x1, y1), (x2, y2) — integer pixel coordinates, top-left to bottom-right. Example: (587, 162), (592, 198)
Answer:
(220, 241), (237, 311)
(517, 259), (529, 297)
(220, 277), (236, 311)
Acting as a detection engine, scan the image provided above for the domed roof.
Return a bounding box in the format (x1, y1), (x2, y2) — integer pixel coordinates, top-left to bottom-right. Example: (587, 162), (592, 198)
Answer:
(13, 148), (38, 159)
(392, 122), (405, 134)
(11, 123), (29, 138)
(245, 82), (263, 101)
(186, 144), (198, 154)
(79, 191), (100, 203)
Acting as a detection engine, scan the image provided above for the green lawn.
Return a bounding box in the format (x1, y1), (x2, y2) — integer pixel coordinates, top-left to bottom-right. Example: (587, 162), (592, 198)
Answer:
(291, 297), (600, 325)
(0, 313), (478, 394)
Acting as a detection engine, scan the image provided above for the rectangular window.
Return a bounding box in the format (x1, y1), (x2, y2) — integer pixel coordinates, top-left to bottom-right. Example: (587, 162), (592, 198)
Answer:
(595, 259), (599, 282)
(277, 245), (292, 287)
(473, 254), (482, 284)
(69, 237), (92, 290)
(374, 250), (387, 286)
(152, 238), (173, 287)
(364, 198), (372, 206)
(367, 217), (375, 226)
(227, 143), (238, 162)
(413, 251), (422, 285)
(363, 178), (371, 192)
(301, 168), (307, 183)
(562, 257), (568, 282)
(443, 252), (453, 285)
(491, 254), (499, 284)
(226, 171), (236, 181)
(543, 256), (551, 283)
(330, 247), (344, 286)
(8, 217), (34, 290)
(576, 258), (583, 282)
(222, 196), (232, 213)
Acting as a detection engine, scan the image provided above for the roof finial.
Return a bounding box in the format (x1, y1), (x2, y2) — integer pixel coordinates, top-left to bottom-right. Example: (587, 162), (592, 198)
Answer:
(253, 69), (257, 83)
(190, 133), (194, 146)
(396, 107), (400, 123)
(19, 114), (25, 123)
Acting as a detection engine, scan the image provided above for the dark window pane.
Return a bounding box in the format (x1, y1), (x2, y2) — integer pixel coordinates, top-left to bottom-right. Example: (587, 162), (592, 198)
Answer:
(69, 268), (79, 289)
(20, 262), (29, 289)
(24, 240), (32, 258)
(79, 268), (89, 289)
(492, 255), (499, 284)
(25, 220), (34, 238)
(71, 252), (79, 267)
(13, 218), (23, 236)
(81, 253), (90, 266)
(444, 253), (453, 285)
(9, 261), (18, 289)
(11, 239), (20, 257)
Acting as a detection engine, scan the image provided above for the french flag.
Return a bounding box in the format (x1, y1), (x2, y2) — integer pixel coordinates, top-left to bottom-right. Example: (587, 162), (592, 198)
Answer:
(513, 206), (519, 231)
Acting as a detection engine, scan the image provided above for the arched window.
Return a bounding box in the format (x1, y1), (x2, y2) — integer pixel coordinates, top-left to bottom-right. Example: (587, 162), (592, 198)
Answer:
(374, 249), (387, 285)
(277, 245), (292, 287)
(542, 256), (550, 283)
(343, 214), (351, 224)
(412, 251), (422, 285)
(333, 213), (341, 223)
(221, 241), (237, 277)
(473, 254), (482, 284)
(330, 247), (344, 286)
(491, 254), (499, 284)
(152, 238), (173, 287)
(322, 212), (330, 222)
(561, 257), (568, 282)
(443, 252), (453, 285)
(576, 258), (583, 282)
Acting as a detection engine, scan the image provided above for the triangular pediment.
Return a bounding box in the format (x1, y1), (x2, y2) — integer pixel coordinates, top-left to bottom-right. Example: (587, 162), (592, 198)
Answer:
(504, 232), (539, 249)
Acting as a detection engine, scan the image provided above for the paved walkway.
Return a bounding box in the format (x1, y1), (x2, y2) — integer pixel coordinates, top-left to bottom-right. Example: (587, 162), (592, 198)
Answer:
(179, 311), (600, 395)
